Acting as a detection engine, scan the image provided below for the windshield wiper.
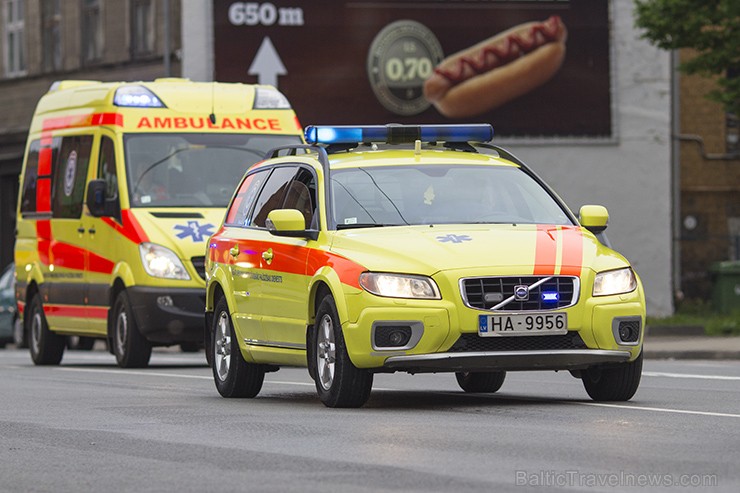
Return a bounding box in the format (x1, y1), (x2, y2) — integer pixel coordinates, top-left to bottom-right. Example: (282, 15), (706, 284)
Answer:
(336, 223), (398, 230)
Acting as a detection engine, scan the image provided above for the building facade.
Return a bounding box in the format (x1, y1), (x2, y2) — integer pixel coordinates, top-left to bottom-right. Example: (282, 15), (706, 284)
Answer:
(0, 0), (181, 271)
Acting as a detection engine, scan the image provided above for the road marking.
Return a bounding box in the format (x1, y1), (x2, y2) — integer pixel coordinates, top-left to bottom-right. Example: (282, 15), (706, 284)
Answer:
(643, 371), (740, 381)
(573, 402), (740, 419)
(57, 367), (211, 379)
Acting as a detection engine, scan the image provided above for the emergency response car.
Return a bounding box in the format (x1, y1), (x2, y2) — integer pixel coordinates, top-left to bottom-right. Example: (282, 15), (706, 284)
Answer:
(15, 79), (303, 367)
(204, 124), (645, 408)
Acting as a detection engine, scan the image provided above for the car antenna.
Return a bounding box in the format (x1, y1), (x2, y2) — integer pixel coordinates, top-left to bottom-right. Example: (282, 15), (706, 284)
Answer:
(208, 81), (217, 124)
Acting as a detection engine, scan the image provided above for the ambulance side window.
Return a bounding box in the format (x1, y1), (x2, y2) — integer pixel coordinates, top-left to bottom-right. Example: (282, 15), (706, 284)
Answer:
(98, 136), (118, 200)
(250, 166), (297, 228)
(20, 138), (61, 215)
(52, 135), (93, 219)
(282, 167), (318, 229)
(225, 169), (269, 227)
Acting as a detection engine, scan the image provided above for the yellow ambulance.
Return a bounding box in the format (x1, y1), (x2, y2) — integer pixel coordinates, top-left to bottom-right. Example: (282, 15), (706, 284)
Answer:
(14, 79), (303, 367)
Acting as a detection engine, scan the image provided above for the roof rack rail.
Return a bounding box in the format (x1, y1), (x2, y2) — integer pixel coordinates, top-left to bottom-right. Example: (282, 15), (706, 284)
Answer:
(264, 144), (329, 169)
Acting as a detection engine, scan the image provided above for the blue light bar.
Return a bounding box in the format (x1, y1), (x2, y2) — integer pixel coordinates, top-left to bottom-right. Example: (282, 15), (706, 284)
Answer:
(542, 292), (560, 303)
(113, 85), (165, 108)
(304, 124), (493, 145)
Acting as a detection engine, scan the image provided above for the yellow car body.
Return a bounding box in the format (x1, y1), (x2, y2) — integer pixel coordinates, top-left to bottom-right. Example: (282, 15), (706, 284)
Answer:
(205, 124), (645, 407)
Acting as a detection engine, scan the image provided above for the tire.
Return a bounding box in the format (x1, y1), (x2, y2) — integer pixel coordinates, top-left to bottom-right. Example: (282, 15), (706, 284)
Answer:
(13, 315), (28, 348)
(312, 295), (373, 408)
(455, 371), (507, 393)
(112, 291), (152, 368)
(211, 296), (264, 398)
(67, 336), (96, 351)
(582, 352), (643, 401)
(28, 295), (65, 365)
(180, 341), (201, 353)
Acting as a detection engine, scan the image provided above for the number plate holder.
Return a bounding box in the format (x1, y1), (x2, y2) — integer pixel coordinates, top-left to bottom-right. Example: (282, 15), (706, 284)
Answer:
(478, 313), (568, 337)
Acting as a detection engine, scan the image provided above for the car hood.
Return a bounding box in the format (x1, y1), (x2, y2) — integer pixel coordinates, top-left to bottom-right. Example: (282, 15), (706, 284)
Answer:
(130, 208), (225, 258)
(329, 224), (630, 277)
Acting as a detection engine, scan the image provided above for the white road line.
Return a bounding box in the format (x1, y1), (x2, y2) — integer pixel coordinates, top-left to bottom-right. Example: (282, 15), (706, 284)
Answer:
(643, 371), (740, 381)
(56, 367), (211, 380)
(573, 401), (740, 419)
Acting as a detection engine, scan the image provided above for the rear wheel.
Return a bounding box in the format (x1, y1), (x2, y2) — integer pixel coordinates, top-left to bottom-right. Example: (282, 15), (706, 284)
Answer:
(455, 371), (506, 393)
(112, 291), (152, 368)
(28, 295), (65, 365)
(312, 295), (373, 408)
(211, 296), (264, 398)
(582, 352), (643, 401)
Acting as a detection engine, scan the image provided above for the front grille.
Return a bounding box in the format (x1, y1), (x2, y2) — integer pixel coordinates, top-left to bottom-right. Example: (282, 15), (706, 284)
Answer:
(191, 256), (206, 280)
(448, 332), (587, 352)
(461, 276), (578, 311)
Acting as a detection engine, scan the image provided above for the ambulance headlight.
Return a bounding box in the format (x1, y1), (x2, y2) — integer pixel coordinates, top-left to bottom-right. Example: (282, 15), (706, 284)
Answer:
(253, 87), (291, 109)
(359, 273), (440, 299)
(139, 243), (190, 280)
(593, 268), (637, 297)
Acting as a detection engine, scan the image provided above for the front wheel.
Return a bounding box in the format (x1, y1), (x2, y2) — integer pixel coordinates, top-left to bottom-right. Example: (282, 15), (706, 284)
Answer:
(28, 295), (65, 365)
(312, 295), (373, 408)
(112, 291), (152, 368)
(211, 296), (264, 398)
(455, 371), (506, 393)
(582, 352), (643, 401)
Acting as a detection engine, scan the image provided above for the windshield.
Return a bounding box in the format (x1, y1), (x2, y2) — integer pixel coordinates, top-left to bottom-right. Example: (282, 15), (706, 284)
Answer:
(125, 133), (302, 207)
(330, 165), (573, 228)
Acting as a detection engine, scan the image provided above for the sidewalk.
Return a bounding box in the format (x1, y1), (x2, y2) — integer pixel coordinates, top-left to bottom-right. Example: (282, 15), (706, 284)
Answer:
(643, 325), (740, 360)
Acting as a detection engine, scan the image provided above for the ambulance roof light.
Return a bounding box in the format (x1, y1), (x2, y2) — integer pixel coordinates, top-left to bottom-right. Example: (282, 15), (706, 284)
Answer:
(113, 85), (165, 108)
(253, 87), (292, 109)
(304, 124), (494, 146)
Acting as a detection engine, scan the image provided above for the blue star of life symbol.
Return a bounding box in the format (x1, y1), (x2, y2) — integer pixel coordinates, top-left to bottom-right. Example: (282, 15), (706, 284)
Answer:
(174, 221), (215, 242)
(437, 234), (472, 244)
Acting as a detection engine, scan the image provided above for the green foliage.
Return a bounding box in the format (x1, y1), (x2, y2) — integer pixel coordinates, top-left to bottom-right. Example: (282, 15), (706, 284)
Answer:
(634, 0), (740, 114)
(647, 299), (740, 335)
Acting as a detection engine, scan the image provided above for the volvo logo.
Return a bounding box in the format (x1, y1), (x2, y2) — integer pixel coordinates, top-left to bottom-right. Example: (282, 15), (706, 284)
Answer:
(514, 285), (530, 301)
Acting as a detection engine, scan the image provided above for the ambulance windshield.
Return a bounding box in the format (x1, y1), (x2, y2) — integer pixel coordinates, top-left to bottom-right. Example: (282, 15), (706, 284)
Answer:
(125, 133), (301, 207)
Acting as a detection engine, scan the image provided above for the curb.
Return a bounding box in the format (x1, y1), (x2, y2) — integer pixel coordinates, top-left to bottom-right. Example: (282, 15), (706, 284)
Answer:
(643, 349), (740, 360)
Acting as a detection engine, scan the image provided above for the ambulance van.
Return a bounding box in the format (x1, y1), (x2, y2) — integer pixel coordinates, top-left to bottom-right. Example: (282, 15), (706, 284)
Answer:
(14, 79), (303, 367)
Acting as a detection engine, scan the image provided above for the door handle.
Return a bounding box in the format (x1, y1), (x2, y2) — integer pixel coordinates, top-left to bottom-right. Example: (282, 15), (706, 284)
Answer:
(262, 248), (274, 264)
(229, 245), (240, 259)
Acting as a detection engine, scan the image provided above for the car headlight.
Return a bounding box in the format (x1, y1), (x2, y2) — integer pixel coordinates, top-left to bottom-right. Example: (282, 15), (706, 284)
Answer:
(359, 272), (440, 299)
(139, 243), (190, 280)
(593, 267), (636, 296)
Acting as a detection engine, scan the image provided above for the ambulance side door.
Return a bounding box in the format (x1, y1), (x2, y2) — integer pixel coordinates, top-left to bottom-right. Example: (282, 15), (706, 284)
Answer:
(83, 132), (121, 335)
(48, 134), (94, 333)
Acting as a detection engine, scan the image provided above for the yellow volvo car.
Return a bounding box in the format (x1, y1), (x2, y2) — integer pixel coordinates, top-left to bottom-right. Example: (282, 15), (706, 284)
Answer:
(205, 124), (645, 408)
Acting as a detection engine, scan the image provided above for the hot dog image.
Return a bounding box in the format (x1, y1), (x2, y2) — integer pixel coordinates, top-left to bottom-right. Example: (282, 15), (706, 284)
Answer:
(424, 15), (567, 118)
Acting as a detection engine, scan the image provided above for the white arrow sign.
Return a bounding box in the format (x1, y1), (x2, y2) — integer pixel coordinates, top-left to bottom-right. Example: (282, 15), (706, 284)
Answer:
(248, 37), (287, 88)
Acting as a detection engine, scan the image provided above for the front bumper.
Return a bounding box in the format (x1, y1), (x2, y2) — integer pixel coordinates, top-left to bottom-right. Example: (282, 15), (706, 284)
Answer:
(382, 349), (632, 373)
(127, 286), (205, 344)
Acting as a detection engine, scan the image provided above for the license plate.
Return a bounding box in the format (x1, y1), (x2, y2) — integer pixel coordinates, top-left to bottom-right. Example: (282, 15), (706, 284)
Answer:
(478, 313), (567, 337)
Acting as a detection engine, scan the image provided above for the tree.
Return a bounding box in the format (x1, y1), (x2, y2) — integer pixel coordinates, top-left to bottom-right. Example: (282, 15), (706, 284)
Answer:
(634, 0), (740, 115)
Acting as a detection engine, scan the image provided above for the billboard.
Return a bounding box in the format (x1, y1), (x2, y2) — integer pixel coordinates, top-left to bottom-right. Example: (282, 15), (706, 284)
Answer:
(214, 0), (611, 139)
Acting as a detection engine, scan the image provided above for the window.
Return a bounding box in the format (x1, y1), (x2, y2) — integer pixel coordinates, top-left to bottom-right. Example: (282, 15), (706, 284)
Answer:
(52, 136), (93, 219)
(3, 0), (26, 77)
(20, 138), (61, 215)
(131, 0), (154, 58)
(282, 168), (317, 229)
(225, 170), (270, 227)
(41, 0), (62, 72)
(250, 167), (297, 228)
(98, 136), (118, 200)
(81, 0), (102, 64)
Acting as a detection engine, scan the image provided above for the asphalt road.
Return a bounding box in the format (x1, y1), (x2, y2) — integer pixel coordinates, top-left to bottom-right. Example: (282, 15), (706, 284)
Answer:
(1, 347), (738, 493)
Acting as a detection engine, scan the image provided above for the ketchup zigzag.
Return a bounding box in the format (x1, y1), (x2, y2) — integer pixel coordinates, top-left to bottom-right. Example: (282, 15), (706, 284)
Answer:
(434, 15), (563, 84)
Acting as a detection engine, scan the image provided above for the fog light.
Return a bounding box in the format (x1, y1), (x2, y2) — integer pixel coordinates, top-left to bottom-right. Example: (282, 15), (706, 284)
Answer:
(612, 317), (641, 345)
(157, 296), (174, 307)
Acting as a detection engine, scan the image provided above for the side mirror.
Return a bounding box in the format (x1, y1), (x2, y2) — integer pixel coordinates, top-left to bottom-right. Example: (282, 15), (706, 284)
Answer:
(579, 205), (609, 234)
(266, 209), (318, 240)
(86, 179), (120, 218)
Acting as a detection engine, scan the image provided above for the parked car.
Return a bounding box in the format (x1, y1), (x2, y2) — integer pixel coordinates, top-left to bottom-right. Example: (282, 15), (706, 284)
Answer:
(0, 263), (22, 348)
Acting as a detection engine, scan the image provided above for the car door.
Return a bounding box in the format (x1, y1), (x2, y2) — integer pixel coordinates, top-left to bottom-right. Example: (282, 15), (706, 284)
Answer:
(248, 165), (315, 350)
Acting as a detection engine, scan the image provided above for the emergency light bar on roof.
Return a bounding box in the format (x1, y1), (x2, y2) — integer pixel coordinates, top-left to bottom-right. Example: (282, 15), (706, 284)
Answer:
(304, 124), (494, 146)
(113, 85), (165, 108)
